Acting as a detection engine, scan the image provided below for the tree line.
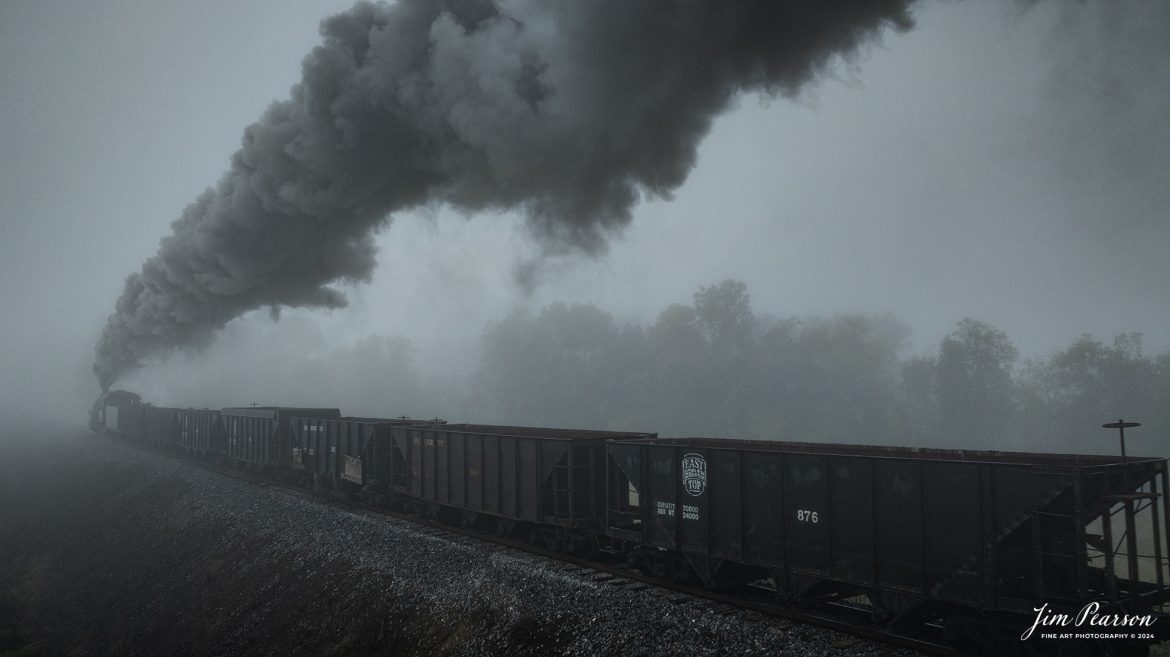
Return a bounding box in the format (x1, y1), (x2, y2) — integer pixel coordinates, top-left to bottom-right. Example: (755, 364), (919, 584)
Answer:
(466, 280), (1169, 455)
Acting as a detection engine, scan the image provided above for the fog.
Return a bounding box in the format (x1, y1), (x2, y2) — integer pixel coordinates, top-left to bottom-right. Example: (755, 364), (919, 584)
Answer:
(1, 1), (1166, 456)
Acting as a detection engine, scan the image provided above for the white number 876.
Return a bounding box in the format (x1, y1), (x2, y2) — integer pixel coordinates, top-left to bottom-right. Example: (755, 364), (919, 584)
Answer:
(796, 509), (819, 523)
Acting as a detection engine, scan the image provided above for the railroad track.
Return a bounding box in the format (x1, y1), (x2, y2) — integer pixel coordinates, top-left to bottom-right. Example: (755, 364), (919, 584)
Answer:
(121, 438), (960, 657)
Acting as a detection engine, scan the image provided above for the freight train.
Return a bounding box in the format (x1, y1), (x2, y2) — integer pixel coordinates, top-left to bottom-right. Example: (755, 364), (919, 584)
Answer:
(90, 391), (1170, 656)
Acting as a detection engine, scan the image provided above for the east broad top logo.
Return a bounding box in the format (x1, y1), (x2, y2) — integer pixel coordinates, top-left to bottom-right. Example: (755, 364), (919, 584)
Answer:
(681, 453), (707, 496)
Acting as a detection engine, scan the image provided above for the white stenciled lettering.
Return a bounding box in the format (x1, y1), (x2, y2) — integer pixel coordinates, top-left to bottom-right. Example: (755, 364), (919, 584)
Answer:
(796, 509), (819, 523)
(655, 501), (676, 517)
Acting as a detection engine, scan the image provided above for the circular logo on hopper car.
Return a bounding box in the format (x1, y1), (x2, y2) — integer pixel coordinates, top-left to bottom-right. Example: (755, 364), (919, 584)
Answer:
(681, 453), (707, 496)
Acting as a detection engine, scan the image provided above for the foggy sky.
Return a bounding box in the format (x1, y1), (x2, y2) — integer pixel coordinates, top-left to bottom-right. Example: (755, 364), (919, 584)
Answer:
(1, 0), (1167, 450)
(89, 0), (917, 390)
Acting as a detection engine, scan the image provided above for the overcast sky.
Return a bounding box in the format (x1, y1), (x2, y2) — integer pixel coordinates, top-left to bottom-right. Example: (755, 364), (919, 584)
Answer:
(1, 0), (1167, 421)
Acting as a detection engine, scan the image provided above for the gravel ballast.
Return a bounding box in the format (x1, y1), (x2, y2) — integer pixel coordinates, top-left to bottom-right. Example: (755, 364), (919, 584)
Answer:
(0, 419), (918, 657)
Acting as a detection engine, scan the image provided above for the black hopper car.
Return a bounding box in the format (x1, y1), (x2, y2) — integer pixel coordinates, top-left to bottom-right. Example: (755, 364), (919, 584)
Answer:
(91, 391), (1170, 655)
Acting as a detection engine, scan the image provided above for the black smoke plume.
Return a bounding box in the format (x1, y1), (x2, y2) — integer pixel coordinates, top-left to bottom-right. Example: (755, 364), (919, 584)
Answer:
(93, 0), (915, 389)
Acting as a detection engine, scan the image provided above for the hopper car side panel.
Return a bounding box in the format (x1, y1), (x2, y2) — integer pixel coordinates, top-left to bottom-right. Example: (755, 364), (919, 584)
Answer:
(390, 425), (652, 530)
(222, 407), (340, 467)
(173, 408), (221, 456)
(289, 417), (430, 493)
(606, 437), (1170, 625)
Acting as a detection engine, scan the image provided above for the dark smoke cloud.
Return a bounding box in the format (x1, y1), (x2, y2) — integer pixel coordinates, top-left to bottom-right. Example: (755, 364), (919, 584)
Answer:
(94, 0), (915, 389)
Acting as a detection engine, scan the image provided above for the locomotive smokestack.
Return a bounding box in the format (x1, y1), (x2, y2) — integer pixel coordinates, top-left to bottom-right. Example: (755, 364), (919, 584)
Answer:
(93, 0), (915, 389)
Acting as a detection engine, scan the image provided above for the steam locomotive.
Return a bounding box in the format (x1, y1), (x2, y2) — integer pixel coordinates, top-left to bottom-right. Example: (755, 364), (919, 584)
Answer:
(91, 391), (1170, 655)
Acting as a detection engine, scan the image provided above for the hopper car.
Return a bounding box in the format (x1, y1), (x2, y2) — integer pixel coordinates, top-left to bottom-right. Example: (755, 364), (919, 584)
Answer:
(90, 391), (1169, 655)
(606, 437), (1170, 653)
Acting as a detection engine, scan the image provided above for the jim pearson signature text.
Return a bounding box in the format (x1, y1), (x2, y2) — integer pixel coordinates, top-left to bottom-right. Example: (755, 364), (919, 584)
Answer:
(1022, 602), (1157, 641)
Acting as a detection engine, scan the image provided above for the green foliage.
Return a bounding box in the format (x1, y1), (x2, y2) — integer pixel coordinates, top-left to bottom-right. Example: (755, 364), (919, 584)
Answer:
(474, 303), (648, 428)
(693, 279), (754, 352)
(936, 319), (1018, 447)
(1016, 333), (1167, 452)
(468, 282), (1167, 454)
(475, 280), (909, 444)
